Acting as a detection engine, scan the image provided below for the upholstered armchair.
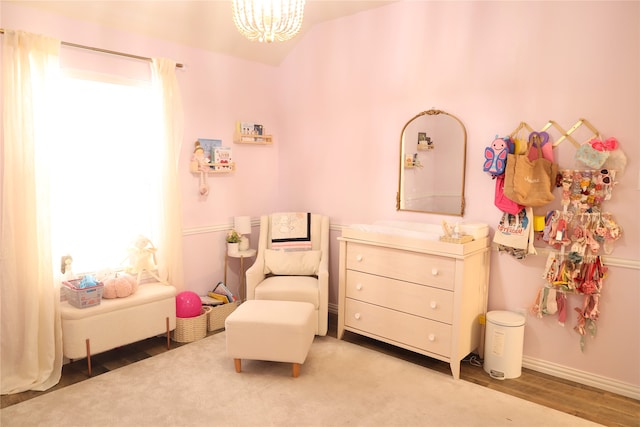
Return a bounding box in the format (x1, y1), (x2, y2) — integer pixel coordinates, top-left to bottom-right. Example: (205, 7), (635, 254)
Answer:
(245, 213), (329, 336)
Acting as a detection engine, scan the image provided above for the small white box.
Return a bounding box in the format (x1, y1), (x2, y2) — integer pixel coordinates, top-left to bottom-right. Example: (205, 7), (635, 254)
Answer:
(459, 223), (489, 240)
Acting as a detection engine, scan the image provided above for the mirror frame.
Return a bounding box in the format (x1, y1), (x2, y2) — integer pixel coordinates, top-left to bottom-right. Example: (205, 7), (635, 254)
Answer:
(396, 109), (467, 216)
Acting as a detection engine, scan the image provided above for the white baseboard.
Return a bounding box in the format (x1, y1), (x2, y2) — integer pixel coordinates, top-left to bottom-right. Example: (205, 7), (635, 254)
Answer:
(330, 303), (639, 400)
(523, 355), (640, 401)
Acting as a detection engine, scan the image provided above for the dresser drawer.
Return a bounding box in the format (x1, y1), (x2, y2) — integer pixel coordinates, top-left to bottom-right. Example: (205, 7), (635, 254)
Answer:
(345, 299), (452, 357)
(346, 270), (453, 324)
(346, 243), (455, 290)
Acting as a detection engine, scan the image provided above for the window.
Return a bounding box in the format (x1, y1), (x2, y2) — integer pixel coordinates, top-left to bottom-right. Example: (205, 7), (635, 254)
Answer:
(49, 72), (162, 274)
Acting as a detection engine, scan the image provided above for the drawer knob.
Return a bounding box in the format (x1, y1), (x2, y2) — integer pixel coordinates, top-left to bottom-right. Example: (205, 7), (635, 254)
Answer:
(356, 283), (363, 291)
(431, 268), (439, 276)
(430, 301), (438, 309)
(428, 333), (436, 342)
(354, 313), (361, 320)
(356, 255), (363, 262)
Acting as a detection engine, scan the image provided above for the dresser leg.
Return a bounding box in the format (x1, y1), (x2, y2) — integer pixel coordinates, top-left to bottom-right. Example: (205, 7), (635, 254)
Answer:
(450, 360), (460, 380)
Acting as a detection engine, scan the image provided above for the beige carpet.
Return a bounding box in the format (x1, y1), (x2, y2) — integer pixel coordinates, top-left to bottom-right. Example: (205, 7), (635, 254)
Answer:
(1, 333), (601, 427)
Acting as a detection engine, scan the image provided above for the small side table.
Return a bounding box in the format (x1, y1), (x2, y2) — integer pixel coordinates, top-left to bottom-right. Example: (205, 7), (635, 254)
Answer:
(224, 249), (256, 302)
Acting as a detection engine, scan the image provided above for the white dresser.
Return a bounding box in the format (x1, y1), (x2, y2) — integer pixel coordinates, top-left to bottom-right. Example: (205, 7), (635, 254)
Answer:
(337, 226), (490, 379)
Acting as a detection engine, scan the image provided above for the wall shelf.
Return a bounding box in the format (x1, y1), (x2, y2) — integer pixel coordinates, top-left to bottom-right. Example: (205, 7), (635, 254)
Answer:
(190, 162), (236, 174)
(417, 145), (433, 151)
(234, 133), (273, 145)
(404, 161), (422, 169)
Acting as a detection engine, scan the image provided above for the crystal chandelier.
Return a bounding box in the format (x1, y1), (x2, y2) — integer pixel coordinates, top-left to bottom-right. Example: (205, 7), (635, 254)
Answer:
(232, 0), (306, 43)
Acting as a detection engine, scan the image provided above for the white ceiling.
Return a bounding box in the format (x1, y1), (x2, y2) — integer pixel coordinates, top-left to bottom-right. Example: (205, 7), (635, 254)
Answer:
(10, 0), (396, 66)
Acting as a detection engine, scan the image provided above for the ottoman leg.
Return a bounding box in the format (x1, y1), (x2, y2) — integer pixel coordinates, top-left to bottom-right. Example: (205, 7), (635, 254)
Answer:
(234, 358), (242, 373)
(292, 363), (300, 378)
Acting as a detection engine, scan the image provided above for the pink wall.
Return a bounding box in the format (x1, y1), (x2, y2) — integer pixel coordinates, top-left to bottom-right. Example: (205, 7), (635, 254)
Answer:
(276, 1), (639, 390)
(3, 1), (638, 392)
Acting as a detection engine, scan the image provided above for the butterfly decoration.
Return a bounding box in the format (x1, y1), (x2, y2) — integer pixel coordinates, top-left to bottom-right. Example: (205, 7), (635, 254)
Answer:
(483, 136), (510, 176)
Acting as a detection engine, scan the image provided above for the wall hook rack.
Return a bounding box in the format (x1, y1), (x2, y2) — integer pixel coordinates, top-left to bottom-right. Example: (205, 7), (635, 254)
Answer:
(510, 118), (600, 149)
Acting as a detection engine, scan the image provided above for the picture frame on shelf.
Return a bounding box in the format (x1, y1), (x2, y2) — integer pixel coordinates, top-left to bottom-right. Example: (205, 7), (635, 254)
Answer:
(197, 138), (222, 163)
(213, 146), (233, 171)
(239, 121), (264, 135)
(234, 121), (272, 145)
(417, 132), (434, 150)
(240, 122), (255, 134)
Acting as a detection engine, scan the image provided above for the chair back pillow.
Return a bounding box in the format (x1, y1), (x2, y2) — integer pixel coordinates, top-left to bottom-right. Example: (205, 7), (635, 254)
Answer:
(264, 249), (321, 276)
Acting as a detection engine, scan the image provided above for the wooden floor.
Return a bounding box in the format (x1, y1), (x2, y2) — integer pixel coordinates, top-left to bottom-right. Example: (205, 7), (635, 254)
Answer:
(3, 313), (639, 427)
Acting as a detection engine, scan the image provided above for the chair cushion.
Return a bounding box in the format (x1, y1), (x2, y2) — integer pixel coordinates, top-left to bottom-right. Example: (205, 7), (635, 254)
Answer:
(254, 276), (319, 309)
(264, 249), (321, 275)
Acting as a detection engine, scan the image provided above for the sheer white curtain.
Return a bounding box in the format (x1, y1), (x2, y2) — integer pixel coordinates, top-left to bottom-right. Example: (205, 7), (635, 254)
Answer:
(1, 30), (63, 393)
(151, 58), (185, 291)
(0, 37), (185, 395)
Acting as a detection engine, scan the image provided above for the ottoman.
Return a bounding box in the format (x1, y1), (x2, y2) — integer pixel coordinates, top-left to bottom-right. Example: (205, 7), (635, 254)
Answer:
(225, 300), (315, 377)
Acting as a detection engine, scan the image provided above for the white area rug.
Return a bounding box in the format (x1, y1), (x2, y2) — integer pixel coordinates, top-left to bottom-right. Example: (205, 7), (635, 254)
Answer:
(1, 333), (601, 426)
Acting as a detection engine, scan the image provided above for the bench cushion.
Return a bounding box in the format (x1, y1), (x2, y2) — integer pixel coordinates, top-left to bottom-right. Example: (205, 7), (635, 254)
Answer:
(60, 282), (176, 320)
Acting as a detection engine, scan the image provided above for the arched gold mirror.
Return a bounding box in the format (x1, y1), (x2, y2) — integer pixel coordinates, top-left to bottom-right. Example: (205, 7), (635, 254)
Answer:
(396, 109), (467, 216)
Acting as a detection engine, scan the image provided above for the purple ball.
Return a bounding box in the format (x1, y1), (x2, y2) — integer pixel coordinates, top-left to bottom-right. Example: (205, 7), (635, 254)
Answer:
(175, 291), (202, 318)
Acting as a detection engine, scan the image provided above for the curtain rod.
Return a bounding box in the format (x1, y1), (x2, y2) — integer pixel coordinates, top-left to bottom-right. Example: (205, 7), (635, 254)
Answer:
(0, 29), (184, 68)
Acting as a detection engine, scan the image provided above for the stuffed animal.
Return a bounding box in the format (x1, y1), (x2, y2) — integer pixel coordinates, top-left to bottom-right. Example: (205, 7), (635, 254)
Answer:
(125, 235), (166, 284)
(103, 274), (138, 298)
(483, 136), (512, 176)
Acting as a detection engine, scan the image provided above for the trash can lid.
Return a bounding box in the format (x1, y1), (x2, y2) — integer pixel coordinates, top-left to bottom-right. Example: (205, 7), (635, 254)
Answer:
(487, 310), (525, 327)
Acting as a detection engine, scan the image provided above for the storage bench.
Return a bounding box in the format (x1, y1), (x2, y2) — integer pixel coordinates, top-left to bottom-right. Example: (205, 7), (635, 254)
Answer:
(60, 281), (177, 375)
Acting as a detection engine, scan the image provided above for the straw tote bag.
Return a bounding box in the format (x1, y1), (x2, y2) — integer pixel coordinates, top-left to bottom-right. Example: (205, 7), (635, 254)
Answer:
(503, 132), (557, 207)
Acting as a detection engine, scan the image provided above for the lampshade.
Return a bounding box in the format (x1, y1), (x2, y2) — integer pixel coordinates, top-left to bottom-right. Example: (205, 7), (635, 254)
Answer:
(232, 0), (306, 43)
(234, 216), (252, 235)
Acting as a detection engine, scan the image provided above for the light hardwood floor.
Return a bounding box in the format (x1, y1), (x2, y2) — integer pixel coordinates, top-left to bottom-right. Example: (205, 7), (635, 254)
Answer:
(2, 313), (638, 427)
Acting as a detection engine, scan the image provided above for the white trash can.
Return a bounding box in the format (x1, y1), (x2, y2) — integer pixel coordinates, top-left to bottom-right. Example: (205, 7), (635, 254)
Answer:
(484, 310), (525, 380)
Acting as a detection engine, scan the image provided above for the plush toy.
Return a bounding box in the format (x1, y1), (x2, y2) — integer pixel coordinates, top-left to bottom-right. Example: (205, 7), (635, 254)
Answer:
(125, 235), (166, 284)
(103, 274), (138, 299)
(483, 136), (511, 176)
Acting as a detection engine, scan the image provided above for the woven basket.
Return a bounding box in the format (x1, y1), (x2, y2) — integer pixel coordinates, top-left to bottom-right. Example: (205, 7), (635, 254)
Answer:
(208, 301), (238, 331)
(172, 306), (212, 343)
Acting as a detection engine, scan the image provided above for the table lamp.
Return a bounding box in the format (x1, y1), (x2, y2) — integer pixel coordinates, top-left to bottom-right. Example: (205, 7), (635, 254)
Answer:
(234, 216), (252, 251)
